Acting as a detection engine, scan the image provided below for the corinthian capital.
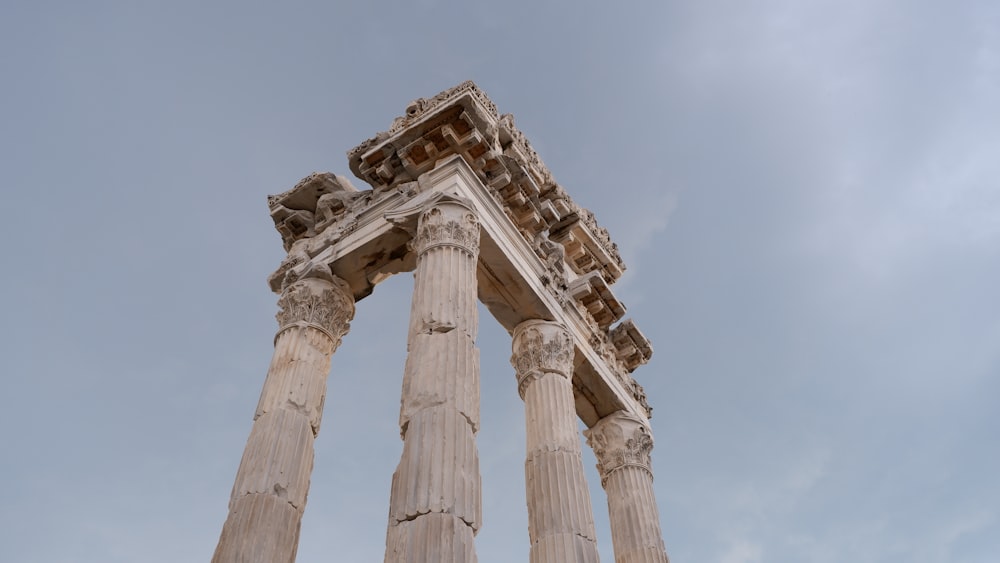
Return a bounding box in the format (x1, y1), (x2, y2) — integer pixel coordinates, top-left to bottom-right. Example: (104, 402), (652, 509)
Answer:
(275, 274), (355, 339)
(510, 320), (574, 398)
(412, 201), (480, 255)
(584, 410), (654, 486)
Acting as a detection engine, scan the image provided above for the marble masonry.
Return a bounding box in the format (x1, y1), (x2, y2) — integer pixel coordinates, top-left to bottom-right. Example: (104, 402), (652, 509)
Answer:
(212, 81), (668, 563)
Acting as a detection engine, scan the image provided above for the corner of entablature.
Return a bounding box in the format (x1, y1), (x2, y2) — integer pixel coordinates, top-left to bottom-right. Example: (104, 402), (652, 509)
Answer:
(267, 172), (364, 252)
(344, 82), (628, 300)
(347, 81), (501, 191)
(383, 188), (477, 236)
(568, 271), (627, 331)
(610, 319), (654, 372)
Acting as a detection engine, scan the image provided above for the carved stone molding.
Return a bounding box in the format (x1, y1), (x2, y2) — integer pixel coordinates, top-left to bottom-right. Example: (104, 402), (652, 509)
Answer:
(221, 81), (672, 562)
(511, 320), (574, 398)
(268, 172), (363, 252)
(275, 275), (355, 341)
(568, 271), (626, 331)
(582, 323), (652, 418)
(584, 410), (654, 487)
(392, 80), (498, 136)
(347, 81), (626, 285)
(413, 201), (481, 255)
(610, 319), (653, 372)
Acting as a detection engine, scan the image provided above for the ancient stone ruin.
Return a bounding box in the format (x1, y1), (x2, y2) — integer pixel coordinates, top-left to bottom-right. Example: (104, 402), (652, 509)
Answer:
(212, 81), (669, 563)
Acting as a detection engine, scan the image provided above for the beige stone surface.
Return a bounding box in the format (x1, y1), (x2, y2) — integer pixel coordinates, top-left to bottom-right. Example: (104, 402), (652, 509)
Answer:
(385, 512), (478, 563)
(214, 82), (669, 562)
(229, 409), (314, 511)
(271, 81), (653, 425)
(385, 199), (483, 562)
(388, 406), (481, 529)
(213, 493), (302, 563)
(585, 411), (669, 563)
(513, 320), (600, 563)
(212, 274), (354, 563)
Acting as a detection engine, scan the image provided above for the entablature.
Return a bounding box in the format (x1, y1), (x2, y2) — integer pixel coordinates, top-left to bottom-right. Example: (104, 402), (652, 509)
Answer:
(568, 271), (627, 331)
(610, 319), (653, 373)
(266, 82), (656, 423)
(347, 81), (625, 284)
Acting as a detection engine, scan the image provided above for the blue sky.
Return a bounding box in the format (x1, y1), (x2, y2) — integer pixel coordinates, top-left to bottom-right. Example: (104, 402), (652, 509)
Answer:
(1, 1), (998, 562)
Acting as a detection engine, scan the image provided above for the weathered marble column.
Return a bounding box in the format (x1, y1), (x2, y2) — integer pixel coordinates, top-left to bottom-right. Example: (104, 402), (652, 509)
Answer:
(213, 272), (355, 563)
(512, 320), (600, 563)
(584, 411), (669, 563)
(385, 199), (482, 563)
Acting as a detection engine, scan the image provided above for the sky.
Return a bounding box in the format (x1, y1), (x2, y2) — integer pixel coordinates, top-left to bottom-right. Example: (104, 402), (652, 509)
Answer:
(1, 1), (998, 562)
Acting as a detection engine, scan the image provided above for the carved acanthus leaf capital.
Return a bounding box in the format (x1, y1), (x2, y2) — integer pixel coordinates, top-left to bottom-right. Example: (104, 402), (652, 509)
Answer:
(584, 410), (654, 486)
(510, 320), (574, 398)
(275, 275), (355, 341)
(413, 201), (480, 255)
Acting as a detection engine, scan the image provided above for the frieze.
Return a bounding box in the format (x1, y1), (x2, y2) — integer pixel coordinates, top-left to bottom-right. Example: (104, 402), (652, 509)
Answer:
(268, 242), (310, 293)
(587, 323), (652, 418)
(624, 377), (652, 419)
(346, 81), (626, 288)
(263, 81), (655, 425)
(536, 233), (570, 298)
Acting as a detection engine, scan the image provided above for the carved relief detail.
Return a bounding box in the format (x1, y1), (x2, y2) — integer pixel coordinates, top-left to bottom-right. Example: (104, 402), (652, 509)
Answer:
(268, 172), (364, 252)
(577, 208), (623, 275)
(511, 320), (574, 398)
(537, 233), (569, 299)
(240, 82), (670, 561)
(347, 81), (626, 284)
(587, 325), (652, 418)
(413, 204), (480, 255)
(275, 276), (355, 340)
(610, 319), (654, 372)
(389, 80), (498, 135)
(584, 411), (655, 487)
(268, 242), (311, 293)
(497, 113), (554, 190)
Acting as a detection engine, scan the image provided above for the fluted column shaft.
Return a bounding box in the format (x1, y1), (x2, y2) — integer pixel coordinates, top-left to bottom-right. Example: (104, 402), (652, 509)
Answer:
(213, 274), (355, 563)
(512, 320), (600, 563)
(584, 411), (669, 563)
(385, 200), (482, 563)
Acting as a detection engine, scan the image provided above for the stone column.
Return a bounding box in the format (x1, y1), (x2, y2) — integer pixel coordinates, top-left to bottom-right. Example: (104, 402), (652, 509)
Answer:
(512, 320), (600, 563)
(384, 200), (482, 563)
(213, 273), (355, 563)
(584, 411), (669, 563)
